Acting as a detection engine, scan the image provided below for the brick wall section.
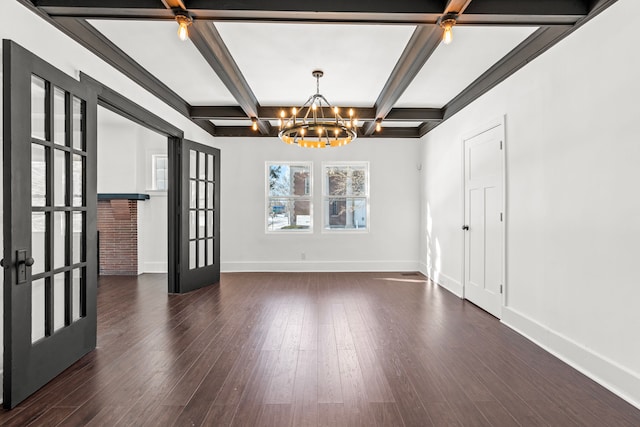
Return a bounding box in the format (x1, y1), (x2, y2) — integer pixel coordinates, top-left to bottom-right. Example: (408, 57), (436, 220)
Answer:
(97, 200), (138, 275)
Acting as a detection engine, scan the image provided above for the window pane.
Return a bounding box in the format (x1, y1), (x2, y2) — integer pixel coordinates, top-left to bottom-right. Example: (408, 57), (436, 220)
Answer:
(54, 87), (66, 145)
(207, 155), (214, 181)
(268, 165), (291, 197)
(207, 210), (214, 238)
(189, 210), (196, 239)
(189, 241), (196, 269)
(190, 180), (196, 209)
(32, 212), (46, 275)
(326, 167), (348, 196)
(207, 183), (214, 209)
(72, 154), (83, 206)
(73, 212), (83, 264)
(72, 269), (81, 321)
(198, 211), (206, 239)
(53, 273), (65, 332)
(54, 212), (67, 269)
(325, 197), (367, 230)
(32, 278), (46, 343)
(207, 238), (214, 266)
(54, 149), (67, 206)
(189, 150), (197, 179)
(199, 152), (206, 180)
(350, 167), (367, 196)
(72, 96), (84, 150)
(198, 239), (205, 268)
(198, 181), (205, 209)
(267, 198), (311, 231)
(32, 144), (47, 207)
(31, 76), (46, 140)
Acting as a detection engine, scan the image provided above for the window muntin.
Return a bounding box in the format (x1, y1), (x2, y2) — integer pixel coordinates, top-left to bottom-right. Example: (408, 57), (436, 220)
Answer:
(266, 162), (312, 232)
(323, 163), (369, 231)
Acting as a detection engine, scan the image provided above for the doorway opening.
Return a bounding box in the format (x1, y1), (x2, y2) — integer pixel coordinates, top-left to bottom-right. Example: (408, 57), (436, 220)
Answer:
(97, 106), (168, 280)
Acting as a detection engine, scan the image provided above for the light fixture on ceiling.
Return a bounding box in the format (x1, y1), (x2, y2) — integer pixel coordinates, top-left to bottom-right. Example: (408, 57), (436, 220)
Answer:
(438, 13), (458, 45)
(275, 70), (358, 148)
(175, 11), (192, 41)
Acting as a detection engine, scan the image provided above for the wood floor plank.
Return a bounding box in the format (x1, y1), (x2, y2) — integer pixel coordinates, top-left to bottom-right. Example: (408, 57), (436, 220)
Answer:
(1, 272), (638, 427)
(317, 324), (344, 404)
(290, 350), (319, 427)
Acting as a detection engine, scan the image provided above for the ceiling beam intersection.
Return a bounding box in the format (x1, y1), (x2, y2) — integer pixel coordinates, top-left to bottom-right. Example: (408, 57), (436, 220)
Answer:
(363, 25), (442, 135)
(187, 20), (271, 135)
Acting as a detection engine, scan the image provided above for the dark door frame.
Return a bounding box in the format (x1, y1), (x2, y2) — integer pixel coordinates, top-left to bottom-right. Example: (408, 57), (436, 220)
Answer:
(79, 74), (184, 293)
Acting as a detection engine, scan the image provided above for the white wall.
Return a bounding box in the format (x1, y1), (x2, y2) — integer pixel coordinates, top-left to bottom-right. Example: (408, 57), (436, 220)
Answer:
(216, 137), (421, 272)
(97, 108), (168, 273)
(419, 0), (640, 408)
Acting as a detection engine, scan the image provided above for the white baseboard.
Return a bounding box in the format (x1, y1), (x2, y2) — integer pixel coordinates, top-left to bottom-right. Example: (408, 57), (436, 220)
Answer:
(502, 307), (640, 410)
(140, 262), (168, 274)
(221, 260), (420, 273)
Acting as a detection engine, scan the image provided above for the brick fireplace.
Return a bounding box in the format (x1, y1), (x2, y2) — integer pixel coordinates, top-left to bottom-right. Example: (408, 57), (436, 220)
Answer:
(97, 194), (149, 275)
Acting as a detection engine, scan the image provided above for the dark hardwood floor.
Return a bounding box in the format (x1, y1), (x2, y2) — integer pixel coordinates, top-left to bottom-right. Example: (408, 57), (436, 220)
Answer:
(1, 272), (639, 426)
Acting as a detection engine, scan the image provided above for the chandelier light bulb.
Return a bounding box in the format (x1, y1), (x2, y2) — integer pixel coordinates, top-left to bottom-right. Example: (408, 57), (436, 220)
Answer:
(376, 121), (382, 132)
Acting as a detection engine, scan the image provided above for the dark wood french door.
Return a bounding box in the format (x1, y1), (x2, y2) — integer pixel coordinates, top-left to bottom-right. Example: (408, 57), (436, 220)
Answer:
(172, 139), (220, 293)
(2, 40), (97, 408)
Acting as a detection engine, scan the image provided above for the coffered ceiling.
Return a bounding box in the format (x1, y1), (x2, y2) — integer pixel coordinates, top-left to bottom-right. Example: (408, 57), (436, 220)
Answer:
(21, 0), (618, 139)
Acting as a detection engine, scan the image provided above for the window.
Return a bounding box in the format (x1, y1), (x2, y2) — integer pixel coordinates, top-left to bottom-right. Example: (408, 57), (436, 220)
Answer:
(152, 154), (168, 190)
(323, 162), (369, 231)
(266, 162), (312, 232)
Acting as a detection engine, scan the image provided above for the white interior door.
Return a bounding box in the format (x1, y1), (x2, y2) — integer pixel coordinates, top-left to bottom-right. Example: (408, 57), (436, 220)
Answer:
(463, 123), (504, 318)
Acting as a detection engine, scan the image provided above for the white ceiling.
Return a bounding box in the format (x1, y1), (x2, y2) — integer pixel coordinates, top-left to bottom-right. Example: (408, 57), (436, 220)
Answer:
(214, 22), (415, 107)
(396, 26), (538, 108)
(89, 20), (238, 106)
(88, 19), (540, 130)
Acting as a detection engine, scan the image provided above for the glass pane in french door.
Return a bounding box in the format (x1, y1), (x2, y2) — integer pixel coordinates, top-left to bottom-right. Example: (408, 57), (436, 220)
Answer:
(188, 150), (217, 269)
(30, 74), (87, 343)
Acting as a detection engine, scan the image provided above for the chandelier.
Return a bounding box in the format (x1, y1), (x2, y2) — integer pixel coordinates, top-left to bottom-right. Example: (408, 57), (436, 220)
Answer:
(278, 70), (358, 148)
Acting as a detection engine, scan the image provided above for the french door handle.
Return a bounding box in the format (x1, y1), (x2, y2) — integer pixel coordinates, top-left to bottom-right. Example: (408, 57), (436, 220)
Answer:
(20, 257), (35, 267)
(462, 225), (469, 231)
(0, 257), (34, 267)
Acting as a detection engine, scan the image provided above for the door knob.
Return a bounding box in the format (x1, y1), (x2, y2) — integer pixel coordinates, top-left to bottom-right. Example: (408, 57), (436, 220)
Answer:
(22, 257), (35, 267)
(462, 225), (469, 230)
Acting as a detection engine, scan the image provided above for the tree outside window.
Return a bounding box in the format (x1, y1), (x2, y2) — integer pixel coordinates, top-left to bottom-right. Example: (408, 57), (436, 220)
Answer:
(267, 162), (312, 232)
(323, 162), (369, 231)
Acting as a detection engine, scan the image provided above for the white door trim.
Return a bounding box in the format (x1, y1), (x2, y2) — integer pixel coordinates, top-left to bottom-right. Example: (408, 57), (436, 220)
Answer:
(461, 116), (507, 317)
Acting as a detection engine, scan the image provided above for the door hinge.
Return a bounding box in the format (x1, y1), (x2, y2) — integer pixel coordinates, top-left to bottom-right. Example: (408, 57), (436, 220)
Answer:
(500, 140), (503, 150)
(500, 284), (503, 294)
(500, 212), (503, 222)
